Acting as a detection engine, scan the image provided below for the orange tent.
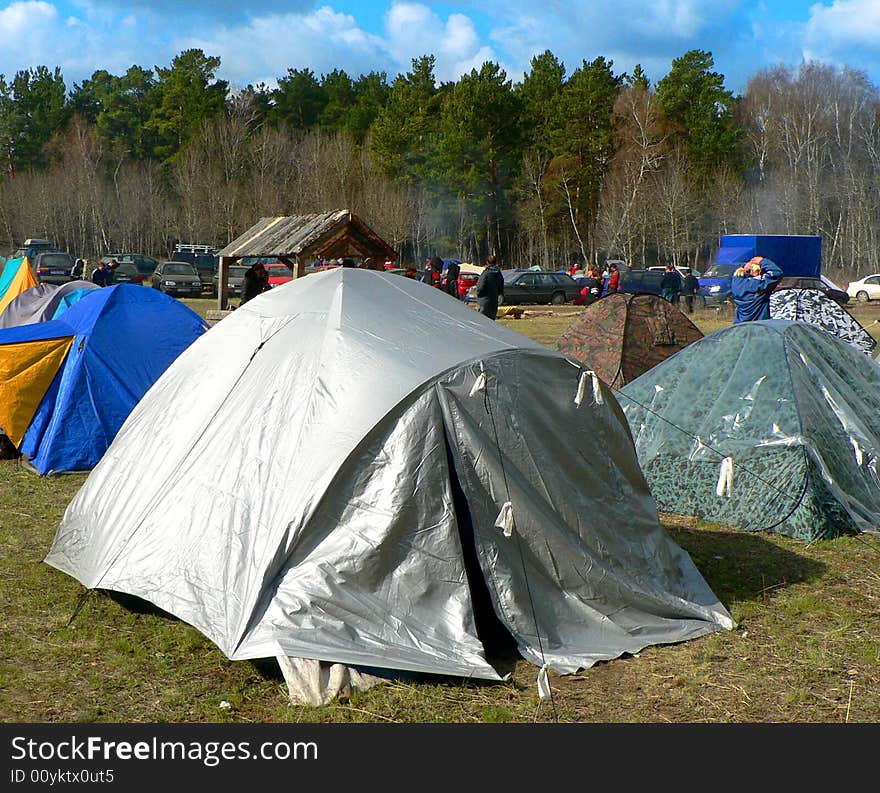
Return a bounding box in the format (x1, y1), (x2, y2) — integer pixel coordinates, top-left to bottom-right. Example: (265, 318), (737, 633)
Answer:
(0, 257), (38, 317)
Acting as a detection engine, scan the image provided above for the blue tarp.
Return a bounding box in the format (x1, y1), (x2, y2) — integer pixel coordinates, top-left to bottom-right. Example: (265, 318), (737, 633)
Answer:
(52, 286), (98, 319)
(1, 284), (208, 474)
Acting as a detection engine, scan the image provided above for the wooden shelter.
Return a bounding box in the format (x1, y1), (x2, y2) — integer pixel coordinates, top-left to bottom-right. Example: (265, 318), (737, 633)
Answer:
(215, 210), (397, 309)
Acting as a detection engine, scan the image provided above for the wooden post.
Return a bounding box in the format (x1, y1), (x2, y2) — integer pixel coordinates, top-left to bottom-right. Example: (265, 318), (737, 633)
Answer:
(218, 256), (231, 310)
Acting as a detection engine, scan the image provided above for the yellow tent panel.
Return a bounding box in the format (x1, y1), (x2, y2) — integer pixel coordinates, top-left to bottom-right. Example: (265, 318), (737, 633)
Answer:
(0, 336), (73, 446)
(0, 257), (38, 316)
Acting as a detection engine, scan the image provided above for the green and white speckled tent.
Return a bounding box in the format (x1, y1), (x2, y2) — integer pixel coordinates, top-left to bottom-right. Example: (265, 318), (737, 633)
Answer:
(619, 319), (880, 541)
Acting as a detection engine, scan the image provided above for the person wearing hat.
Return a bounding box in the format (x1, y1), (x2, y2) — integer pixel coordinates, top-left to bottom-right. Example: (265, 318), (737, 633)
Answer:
(731, 256), (783, 323)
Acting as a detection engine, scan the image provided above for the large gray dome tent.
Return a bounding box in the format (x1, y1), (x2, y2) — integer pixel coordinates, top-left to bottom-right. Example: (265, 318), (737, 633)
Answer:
(46, 268), (732, 703)
(619, 320), (880, 541)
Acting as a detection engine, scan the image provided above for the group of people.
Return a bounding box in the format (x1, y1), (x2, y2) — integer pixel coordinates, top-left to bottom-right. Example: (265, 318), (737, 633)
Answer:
(421, 256), (465, 299)
(577, 265), (613, 304)
(416, 254), (507, 321)
(658, 264), (701, 313)
(91, 259), (116, 286)
(418, 254), (506, 320)
(232, 249), (784, 327)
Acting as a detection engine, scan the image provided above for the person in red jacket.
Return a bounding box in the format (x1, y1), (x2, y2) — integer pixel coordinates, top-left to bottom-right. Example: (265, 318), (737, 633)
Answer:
(603, 262), (621, 295)
(422, 256), (443, 288)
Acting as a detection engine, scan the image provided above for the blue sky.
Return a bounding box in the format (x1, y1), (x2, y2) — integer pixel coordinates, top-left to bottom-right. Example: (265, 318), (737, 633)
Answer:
(1, 1), (878, 94)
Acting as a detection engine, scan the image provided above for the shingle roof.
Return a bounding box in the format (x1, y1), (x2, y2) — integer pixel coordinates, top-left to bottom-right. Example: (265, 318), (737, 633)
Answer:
(217, 210), (396, 261)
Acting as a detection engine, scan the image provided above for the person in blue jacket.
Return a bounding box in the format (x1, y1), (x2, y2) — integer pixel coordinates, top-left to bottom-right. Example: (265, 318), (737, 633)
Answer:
(731, 256), (783, 323)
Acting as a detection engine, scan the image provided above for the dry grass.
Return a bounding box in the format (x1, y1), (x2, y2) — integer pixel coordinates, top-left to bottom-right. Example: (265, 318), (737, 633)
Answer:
(2, 297), (880, 723)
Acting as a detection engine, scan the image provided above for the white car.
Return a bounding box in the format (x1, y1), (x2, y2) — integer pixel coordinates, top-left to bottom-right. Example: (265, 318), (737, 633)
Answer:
(646, 265), (701, 278)
(846, 274), (880, 302)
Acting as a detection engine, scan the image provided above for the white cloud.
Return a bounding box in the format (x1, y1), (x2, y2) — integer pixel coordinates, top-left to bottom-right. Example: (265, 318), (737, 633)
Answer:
(481, 0), (746, 88)
(179, 7), (386, 89)
(0, 2), (112, 80)
(85, 0), (312, 15)
(805, 0), (880, 47)
(385, 3), (503, 82)
(0, 1), (57, 41)
(0, 0), (877, 102)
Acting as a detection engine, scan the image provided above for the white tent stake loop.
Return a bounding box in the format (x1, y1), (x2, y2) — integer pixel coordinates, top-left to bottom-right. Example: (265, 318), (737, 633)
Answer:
(469, 363), (487, 397)
(494, 501), (515, 538)
(537, 664), (551, 700)
(574, 370), (603, 407)
(715, 456), (734, 498)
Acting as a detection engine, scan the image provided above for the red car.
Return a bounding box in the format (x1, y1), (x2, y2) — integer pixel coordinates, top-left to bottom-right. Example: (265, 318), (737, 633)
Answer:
(265, 262), (293, 288)
(457, 271), (479, 298)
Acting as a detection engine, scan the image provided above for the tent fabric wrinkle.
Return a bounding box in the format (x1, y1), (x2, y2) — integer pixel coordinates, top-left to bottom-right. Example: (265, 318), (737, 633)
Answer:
(46, 268), (732, 698)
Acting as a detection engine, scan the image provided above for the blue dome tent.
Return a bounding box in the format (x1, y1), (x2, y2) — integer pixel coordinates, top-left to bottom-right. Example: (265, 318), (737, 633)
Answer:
(0, 284), (208, 474)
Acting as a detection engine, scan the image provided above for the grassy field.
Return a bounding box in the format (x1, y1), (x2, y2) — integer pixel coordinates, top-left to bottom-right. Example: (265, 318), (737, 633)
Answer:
(2, 297), (880, 723)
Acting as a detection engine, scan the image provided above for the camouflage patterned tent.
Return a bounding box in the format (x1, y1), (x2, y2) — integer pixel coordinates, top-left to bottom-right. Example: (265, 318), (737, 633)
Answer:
(556, 292), (703, 388)
(619, 320), (880, 541)
(769, 288), (876, 356)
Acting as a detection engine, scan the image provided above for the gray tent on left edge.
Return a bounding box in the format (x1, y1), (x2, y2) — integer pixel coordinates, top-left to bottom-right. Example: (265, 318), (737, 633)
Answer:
(46, 268), (733, 703)
(0, 280), (100, 328)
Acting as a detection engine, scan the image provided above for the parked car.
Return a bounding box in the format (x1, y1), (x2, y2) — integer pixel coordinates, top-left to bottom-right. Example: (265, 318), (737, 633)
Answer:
(457, 271), (480, 298)
(171, 244), (218, 291)
(266, 262), (293, 288)
(101, 253), (158, 276)
(212, 264), (249, 297)
(305, 261), (339, 274)
(13, 238), (56, 261)
(775, 276), (849, 305)
(110, 262), (145, 285)
(493, 270), (581, 305)
(646, 265), (701, 279)
(151, 261), (203, 297)
(384, 267), (419, 279)
(619, 268), (665, 296)
(846, 274), (880, 303)
(34, 251), (77, 285)
(697, 263), (739, 305)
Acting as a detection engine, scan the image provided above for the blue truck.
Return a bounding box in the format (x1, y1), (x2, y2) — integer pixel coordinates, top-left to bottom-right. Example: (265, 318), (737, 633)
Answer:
(699, 234), (822, 306)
